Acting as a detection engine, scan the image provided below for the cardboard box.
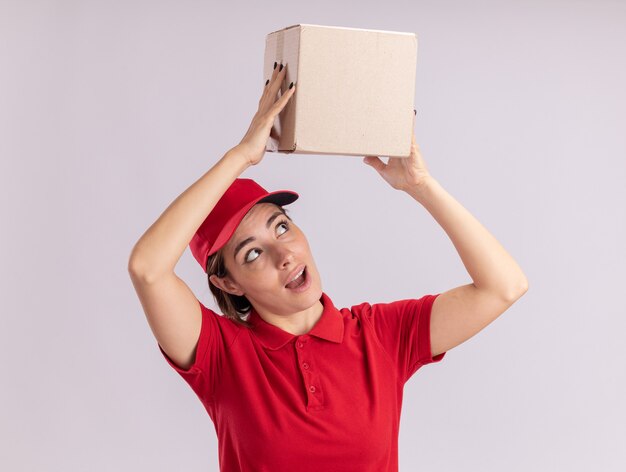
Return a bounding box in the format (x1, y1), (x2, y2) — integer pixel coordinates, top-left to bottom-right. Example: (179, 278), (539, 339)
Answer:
(263, 24), (417, 158)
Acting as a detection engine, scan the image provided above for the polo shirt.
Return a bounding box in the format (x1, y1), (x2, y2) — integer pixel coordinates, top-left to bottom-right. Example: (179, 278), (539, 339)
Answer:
(158, 291), (446, 472)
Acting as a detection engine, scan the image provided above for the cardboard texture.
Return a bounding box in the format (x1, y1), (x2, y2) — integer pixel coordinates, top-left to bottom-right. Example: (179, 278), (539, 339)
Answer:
(263, 24), (418, 158)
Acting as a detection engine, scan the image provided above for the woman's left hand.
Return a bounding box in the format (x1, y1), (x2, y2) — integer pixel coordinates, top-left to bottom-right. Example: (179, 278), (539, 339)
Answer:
(363, 109), (432, 192)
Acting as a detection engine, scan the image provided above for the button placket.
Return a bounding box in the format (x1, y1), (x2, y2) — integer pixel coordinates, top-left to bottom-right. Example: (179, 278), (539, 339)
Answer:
(295, 335), (323, 408)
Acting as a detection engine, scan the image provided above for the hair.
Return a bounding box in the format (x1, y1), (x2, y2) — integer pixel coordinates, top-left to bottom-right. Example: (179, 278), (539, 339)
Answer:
(205, 203), (292, 328)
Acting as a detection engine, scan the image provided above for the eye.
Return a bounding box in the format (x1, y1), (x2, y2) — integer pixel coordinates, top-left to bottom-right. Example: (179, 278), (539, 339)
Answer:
(276, 220), (289, 235)
(245, 248), (261, 263)
(243, 220), (290, 263)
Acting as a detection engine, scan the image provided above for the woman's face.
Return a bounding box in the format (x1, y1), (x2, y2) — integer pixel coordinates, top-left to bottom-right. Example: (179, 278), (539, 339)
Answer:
(210, 202), (322, 317)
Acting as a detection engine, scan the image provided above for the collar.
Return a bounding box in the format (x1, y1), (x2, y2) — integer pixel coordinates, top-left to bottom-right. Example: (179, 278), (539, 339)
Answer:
(247, 292), (344, 350)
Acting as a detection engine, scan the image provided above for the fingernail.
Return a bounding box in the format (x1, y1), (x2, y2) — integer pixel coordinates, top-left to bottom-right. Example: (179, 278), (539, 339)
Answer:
(289, 82), (294, 89)
(273, 61), (277, 70)
(279, 63), (284, 72)
(265, 79), (269, 86)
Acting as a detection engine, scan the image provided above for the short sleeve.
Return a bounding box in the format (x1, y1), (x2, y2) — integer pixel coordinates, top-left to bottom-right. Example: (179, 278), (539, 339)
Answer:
(366, 293), (446, 384)
(157, 298), (220, 403)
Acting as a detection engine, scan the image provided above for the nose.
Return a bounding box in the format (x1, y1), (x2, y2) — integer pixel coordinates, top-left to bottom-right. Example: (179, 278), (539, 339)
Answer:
(276, 246), (296, 269)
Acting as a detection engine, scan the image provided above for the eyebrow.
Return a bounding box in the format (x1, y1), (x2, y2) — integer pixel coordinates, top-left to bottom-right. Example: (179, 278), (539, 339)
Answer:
(233, 210), (289, 261)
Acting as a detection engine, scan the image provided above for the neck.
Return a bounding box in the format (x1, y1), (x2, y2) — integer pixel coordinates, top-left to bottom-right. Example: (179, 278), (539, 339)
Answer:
(256, 298), (324, 335)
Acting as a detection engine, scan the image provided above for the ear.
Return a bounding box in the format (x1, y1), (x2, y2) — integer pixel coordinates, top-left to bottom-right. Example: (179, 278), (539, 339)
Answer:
(209, 273), (245, 297)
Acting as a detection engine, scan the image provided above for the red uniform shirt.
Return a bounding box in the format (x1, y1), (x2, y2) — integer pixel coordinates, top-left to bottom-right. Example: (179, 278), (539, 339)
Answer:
(159, 291), (445, 471)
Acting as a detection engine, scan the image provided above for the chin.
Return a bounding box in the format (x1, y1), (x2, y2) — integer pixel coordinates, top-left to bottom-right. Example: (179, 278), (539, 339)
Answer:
(307, 277), (323, 304)
(291, 273), (322, 305)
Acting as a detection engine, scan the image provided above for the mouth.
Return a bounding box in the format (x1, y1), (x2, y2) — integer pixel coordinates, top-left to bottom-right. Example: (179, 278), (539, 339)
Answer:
(285, 265), (309, 291)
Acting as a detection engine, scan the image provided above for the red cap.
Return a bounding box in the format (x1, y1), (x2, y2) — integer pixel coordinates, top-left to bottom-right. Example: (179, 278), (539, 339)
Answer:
(189, 178), (299, 272)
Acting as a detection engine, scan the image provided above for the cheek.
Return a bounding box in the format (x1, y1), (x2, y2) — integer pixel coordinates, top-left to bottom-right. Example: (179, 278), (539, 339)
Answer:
(295, 233), (310, 251)
(245, 266), (280, 289)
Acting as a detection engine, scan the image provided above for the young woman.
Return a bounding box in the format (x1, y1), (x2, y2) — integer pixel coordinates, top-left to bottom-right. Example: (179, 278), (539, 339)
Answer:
(128, 61), (528, 471)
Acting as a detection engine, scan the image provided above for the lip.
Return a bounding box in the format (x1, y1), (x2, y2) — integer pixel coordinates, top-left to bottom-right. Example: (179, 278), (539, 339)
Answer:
(284, 264), (306, 287)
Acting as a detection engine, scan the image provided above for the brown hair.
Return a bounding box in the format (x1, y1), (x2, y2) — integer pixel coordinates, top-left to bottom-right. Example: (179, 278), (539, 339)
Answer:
(205, 204), (291, 328)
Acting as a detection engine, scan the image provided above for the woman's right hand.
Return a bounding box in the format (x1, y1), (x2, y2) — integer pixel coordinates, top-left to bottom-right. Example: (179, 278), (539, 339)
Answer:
(235, 62), (296, 167)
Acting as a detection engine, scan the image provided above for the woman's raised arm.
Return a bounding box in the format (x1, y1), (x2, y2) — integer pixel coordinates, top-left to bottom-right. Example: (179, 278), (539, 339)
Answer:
(128, 61), (295, 280)
(128, 149), (249, 281)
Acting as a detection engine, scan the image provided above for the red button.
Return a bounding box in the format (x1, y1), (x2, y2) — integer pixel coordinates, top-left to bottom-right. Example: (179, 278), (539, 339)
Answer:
(303, 362), (309, 369)
(297, 342), (304, 348)
(309, 385), (316, 393)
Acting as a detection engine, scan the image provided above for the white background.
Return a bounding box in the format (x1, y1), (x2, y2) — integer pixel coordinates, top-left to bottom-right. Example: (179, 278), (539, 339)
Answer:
(1, 0), (625, 470)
